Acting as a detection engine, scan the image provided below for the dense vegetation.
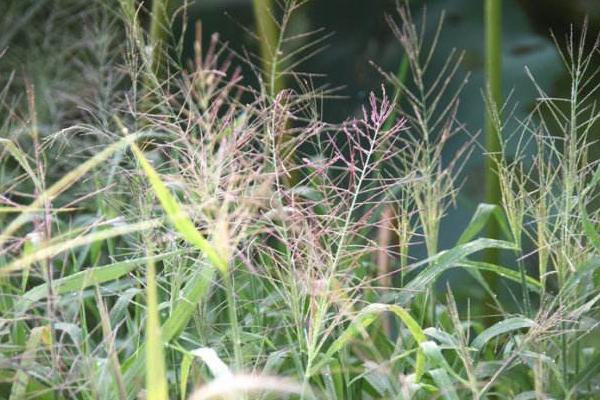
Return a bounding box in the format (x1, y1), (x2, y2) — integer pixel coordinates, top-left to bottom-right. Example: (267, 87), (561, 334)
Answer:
(1, 1), (600, 399)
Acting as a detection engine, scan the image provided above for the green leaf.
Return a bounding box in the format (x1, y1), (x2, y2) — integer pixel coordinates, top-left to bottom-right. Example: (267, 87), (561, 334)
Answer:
(312, 303), (426, 382)
(122, 264), (215, 397)
(1, 219), (160, 276)
(0, 138), (41, 190)
(421, 341), (467, 386)
(457, 203), (512, 245)
(15, 253), (176, 313)
(458, 260), (542, 292)
(581, 205), (600, 254)
(471, 317), (536, 351)
(0, 134), (141, 248)
(570, 351), (600, 395)
(9, 326), (52, 400)
(131, 144), (228, 274)
(179, 352), (193, 400)
(398, 238), (518, 304)
(429, 368), (460, 400)
(145, 258), (168, 400)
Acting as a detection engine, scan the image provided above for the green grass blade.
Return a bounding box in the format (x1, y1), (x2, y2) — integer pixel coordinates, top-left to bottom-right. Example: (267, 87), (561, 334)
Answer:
(122, 264), (215, 397)
(581, 205), (600, 254)
(458, 260), (542, 292)
(96, 288), (127, 400)
(471, 317), (536, 351)
(145, 257), (168, 400)
(0, 138), (41, 190)
(9, 326), (52, 400)
(161, 265), (215, 341)
(313, 303), (426, 382)
(1, 219), (160, 276)
(428, 368), (459, 400)
(179, 352), (193, 400)
(15, 252), (177, 313)
(0, 134), (141, 248)
(457, 203), (512, 245)
(131, 144), (228, 274)
(252, 0), (282, 95)
(570, 351), (600, 396)
(398, 238), (518, 304)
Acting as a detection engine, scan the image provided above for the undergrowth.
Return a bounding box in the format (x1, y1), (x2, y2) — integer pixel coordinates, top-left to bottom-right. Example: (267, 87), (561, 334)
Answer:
(1, 1), (600, 399)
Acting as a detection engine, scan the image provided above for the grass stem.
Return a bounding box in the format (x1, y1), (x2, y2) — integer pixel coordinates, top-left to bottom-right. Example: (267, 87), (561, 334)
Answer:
(253, 0), (283, 96)
(484, 0), (502, 283)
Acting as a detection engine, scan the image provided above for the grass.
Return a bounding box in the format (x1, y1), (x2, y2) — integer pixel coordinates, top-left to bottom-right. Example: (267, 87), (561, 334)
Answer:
(1, 1), (600, 399)
(484, 0), (503, 283)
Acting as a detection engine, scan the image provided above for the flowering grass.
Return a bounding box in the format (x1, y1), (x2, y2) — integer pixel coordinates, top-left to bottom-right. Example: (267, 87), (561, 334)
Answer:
(1, 1), (600, 399)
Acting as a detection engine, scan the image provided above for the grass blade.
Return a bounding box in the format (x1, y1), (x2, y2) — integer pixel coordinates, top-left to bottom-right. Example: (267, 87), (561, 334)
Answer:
(145, 257), (168, 400)
(398, 238), (518, 304)
(131, 144), (227, 274)
(122, 264), (215, 397)
(313, 303), (426, 382)
(9, 326), (52, 400)
(0, 134), (141, 248)
(1, 219), (160, 276)
(471, 317), (536, 351)
(457, 203), (512, 245)
(15, 252), (177, 313)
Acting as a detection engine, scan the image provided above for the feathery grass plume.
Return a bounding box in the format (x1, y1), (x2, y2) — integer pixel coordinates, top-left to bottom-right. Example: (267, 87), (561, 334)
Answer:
(379, 5), (474, 324)
(484, 22), (600, 396)
(2, 1), (600, 399)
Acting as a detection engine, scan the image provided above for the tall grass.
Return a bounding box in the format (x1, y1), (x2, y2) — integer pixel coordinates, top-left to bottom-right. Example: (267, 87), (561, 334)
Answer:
(1, 2), (600, 400)
(484, 0), (503, 274)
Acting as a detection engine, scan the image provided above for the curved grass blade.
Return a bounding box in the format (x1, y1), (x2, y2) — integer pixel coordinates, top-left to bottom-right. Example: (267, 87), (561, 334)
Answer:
(398, 238), (518, 304)
(14, 252), (177, 313)
(0, 134), (141, 248)
(311, 303), (426, 382)
(458, 260), (542, 292)
(131, 144), (228, 274)
(471, 317), (536, 351)
(457, 203), (512, 245)
(1, 219), (160, 276)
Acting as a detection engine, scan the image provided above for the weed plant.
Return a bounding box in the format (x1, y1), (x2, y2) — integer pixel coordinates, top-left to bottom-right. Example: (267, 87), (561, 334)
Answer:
(1, 1), (600, 399)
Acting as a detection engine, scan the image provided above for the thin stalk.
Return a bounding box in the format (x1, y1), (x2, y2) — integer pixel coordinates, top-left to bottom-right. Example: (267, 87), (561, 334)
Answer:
(516, 250), (532, 317)
(224, 274), (243, 371)
(484, 0), (502, 281)
(377, 55), (410, 336)
(305, 120), (382, 381)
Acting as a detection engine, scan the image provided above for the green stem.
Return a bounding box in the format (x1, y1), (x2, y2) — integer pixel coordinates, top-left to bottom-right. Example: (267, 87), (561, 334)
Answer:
(382, 55), (410, 132)
(484, 0), (502, 279)
(253, 0), (283, 96)
(149, 0), (171, 80)
(224, 274), (243, 371)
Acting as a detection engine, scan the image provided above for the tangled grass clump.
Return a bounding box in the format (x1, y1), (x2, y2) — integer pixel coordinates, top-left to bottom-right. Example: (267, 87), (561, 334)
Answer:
(1, 1), (600, 399)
